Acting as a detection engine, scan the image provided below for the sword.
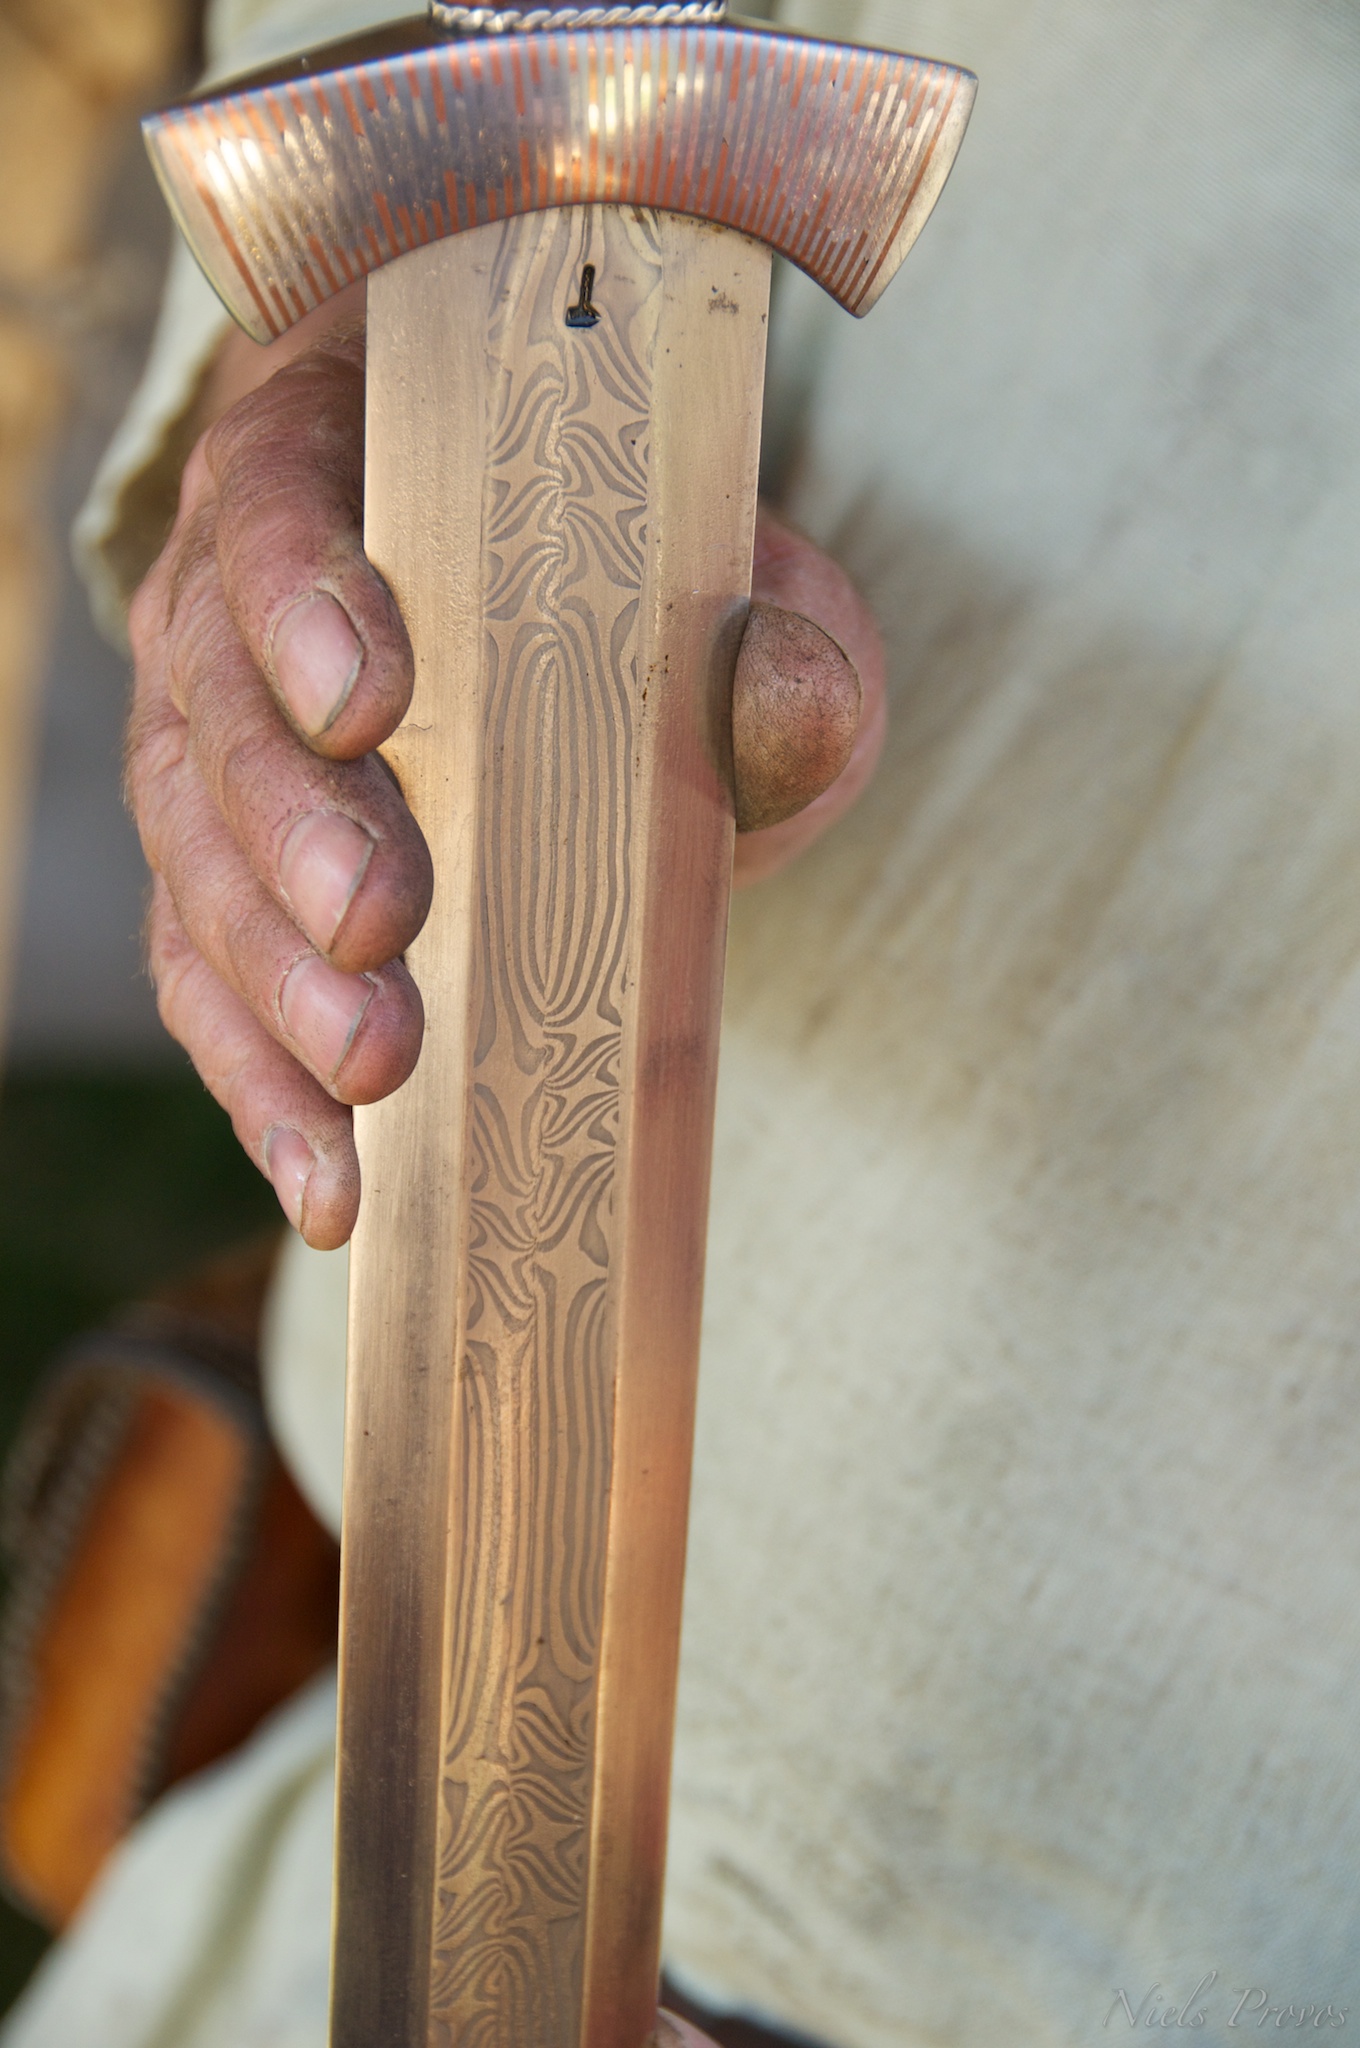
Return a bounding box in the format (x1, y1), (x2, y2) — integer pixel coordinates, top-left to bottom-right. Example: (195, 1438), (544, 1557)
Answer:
(142, 11), (974, 2045)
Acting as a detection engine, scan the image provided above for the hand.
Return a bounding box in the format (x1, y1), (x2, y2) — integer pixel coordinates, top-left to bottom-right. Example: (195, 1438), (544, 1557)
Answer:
(126, 294), (887, 1249)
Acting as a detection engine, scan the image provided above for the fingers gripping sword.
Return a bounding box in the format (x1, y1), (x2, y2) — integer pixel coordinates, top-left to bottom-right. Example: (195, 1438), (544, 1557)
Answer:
(144, 11), (974, 2045)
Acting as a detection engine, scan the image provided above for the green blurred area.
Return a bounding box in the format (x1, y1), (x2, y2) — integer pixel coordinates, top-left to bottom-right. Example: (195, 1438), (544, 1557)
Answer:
(0, 1062), (280, 2012)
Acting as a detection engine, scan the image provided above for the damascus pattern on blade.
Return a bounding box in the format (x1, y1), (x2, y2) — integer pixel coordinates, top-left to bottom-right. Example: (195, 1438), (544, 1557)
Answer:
(431, 207), (660, 2048)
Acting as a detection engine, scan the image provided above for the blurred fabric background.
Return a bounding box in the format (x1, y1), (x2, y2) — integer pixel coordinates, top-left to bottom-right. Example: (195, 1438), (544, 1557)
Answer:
(0, 0), (279, 2004)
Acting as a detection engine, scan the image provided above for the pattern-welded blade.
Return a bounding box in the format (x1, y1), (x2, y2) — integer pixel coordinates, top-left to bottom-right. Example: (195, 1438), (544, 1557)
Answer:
(335, 205), (770, 2048)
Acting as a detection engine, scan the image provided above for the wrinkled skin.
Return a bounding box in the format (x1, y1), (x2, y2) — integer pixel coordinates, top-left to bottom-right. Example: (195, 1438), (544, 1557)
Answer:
(126, 288), (886, 1250)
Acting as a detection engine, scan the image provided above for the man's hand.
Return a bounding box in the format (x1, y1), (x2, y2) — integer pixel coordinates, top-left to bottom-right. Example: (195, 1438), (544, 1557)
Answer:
(126, 299), (886, 1250)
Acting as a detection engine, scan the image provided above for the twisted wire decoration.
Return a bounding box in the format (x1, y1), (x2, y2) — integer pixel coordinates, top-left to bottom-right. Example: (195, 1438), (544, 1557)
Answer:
(430, 0), (725, 32)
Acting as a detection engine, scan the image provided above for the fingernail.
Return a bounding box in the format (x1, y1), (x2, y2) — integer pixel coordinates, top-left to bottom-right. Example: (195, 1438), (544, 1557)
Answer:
(279, 810), (375, 950)
(279, 953), (375, 1078)
(264, 1124), (314, 1230)
(272, 594), (363, 735)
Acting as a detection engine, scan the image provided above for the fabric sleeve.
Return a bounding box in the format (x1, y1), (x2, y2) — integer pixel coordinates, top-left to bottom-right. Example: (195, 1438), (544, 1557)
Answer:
(73, 0), (411, 641)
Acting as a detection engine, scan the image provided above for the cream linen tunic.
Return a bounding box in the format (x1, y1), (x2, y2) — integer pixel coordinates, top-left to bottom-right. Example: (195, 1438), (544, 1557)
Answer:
(13, 4), (1360, 2044)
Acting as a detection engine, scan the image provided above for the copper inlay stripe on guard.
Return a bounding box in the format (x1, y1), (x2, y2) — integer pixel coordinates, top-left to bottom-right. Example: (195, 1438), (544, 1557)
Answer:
(145, 21), (974, 340)
(852, 61), (963, 310)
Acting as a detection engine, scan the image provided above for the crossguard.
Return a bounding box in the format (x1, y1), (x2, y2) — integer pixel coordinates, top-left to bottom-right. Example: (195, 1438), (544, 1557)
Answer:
(144, 12), (975, 342)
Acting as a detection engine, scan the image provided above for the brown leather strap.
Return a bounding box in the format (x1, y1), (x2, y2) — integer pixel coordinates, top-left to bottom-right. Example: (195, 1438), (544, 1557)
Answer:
(0, 1237), (338, 1928)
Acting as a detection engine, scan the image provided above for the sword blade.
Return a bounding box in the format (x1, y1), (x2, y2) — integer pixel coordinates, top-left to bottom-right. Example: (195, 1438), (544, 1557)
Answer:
(335, 205), (769, 2048)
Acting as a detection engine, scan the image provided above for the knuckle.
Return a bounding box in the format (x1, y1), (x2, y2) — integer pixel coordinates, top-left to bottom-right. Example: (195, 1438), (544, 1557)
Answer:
(150, 800), (231, 943)
(223, 891), (294, 1007)
(216, 717), (290, 817)
(178, 433), (215, 514)
(145, 894), (194, 1019)
(201, 694), (331, 862)
(128, 445), (220, 674)
(123, 702), (188, 852)
(209, 377), (365, 591)
(144, 875), (312, 1154)
(199, 402), (246, 486)
(207, 347), (361, 504)
(127, 566), (167, 665)
(163, 579), (239, 720)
